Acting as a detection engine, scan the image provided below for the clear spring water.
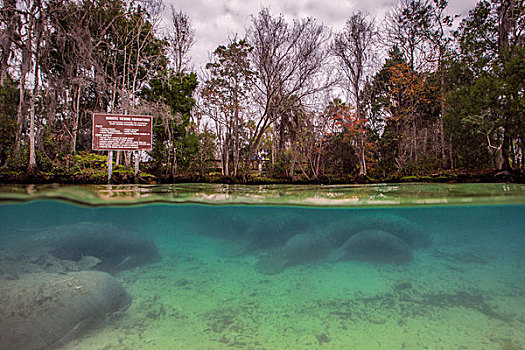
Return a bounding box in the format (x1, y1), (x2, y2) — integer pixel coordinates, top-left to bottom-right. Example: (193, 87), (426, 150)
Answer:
(0, 184), (524, 349)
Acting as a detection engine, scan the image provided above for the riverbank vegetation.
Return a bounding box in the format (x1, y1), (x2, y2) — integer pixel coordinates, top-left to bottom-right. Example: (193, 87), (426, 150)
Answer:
(0, 0), (524, 184)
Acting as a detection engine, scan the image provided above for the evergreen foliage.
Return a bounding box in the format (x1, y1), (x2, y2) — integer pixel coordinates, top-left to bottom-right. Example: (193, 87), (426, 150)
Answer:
(0, 0), (523, 182)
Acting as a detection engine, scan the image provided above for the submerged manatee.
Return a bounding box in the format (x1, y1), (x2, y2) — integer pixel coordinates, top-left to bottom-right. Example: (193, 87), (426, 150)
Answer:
(218, 213), (311, 257)
(324, 213), (430, 249)
(332, 229), (413, 264)
(6, 222), (161, 274)
(0, 271), (131, 350)
(256, 232), (333, 274)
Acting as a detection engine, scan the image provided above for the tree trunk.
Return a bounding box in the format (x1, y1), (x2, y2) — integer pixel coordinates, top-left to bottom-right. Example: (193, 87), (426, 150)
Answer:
(413, 120), (418, 163)
(166, 120), (173, 176)
(70, 85), (81, 153)
(27, 3), (44, 174)
(501, 131), (511, 170)
(28, 82), (38, 174)
(28, 51), (41, 174)
(439, 60), (446, 168)
(124, 151), (131, 167)
(224, 145), (229, 176)
(15, 73), (26, 155)
(422, 127), (428, 156)
(396, 122), (402, 161)
(314, 142), (322, 179)
(271, 127), (276, 165)
(46, 87), (57, 125)
(449, 136), (454, 170)
(358, 133), (367, 176)
(233, 95), (240, 177)
(215, 121), (224, 175)
(172, 148), (177, 176)
(242, 109), (273, 179)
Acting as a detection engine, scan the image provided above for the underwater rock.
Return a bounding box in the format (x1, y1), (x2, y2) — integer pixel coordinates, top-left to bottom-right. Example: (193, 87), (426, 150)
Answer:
(256, 232), (333, 274)
(4, 222), (161, 275)
(324, 213), (430, 249)
(333, 229), (413, 264)
(0, 271), (131, 350)
(217, 213), (310, 257)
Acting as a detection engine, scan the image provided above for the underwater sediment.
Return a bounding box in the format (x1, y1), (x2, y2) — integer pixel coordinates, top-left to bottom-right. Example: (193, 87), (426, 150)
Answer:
(0, 184), (524, 349)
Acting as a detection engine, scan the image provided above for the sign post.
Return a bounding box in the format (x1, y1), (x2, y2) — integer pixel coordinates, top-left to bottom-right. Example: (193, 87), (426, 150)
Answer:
(134, 151), (140, 176)
(107, 150), (113, 182)
(92, 113), (152, 183)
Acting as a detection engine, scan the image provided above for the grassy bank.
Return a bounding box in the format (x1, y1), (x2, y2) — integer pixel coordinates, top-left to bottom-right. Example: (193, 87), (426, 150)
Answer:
(0, 169), (523, 185)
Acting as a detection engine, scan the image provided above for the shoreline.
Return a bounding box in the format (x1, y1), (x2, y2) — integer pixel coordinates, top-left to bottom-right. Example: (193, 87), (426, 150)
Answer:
(0, 169), (523, 185)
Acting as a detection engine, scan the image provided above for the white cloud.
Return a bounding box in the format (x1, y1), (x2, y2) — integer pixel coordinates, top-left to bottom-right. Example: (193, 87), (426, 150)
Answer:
(162, 0), (478, 71)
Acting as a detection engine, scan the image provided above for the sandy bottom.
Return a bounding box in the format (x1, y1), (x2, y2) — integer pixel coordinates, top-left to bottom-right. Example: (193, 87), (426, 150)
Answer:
(59, 230), (525, 350)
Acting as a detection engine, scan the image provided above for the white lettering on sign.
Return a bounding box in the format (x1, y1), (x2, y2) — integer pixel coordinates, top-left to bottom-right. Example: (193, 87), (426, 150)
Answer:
(92, 113), (152, 151)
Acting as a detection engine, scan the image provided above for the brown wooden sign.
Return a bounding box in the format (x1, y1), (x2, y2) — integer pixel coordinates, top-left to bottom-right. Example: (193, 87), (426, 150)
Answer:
(92, 113), (152, 151)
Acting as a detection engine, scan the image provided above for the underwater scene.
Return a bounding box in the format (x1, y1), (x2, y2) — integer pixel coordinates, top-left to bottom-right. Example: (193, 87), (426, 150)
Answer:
(0, 184), (524, 350)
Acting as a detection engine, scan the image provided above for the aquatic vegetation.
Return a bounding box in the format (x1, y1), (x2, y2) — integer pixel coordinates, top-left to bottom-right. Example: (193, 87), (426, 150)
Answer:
(501, 340), (523, 350)
(420, 291), (512, 323)
(203, 305), (258, 347)
(319, 288), (510, 326)
(316, 333), (331, 345)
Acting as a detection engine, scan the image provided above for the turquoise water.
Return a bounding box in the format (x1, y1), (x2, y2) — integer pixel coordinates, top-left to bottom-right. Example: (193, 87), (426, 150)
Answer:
(0, 184), (524, 349)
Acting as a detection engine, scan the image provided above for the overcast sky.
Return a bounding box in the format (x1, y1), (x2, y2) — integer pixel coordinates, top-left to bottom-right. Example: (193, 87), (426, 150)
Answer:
(161, 0), (479, 71)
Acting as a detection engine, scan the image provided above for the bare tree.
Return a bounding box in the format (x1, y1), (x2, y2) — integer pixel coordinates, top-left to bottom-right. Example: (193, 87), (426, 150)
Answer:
(8, 0), (48, 173)
(426, 0), (454, 167)
(381, 0), (441, 170)
(245, 8), (332, 178)
(202, 38), (254, 176)
(90, 0), (166, 166)
(383, 0), (434, 71)
(333, 11), (377, 176)
(27, 0), (45, 173)
(167, 6), (195, 73)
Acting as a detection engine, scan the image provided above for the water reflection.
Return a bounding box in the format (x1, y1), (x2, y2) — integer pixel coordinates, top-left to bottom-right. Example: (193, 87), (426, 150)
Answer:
(1, 183), (525, 207)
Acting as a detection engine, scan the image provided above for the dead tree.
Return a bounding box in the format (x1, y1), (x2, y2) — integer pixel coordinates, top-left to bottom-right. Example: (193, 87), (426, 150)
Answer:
(333, 11), (377, 176)
(167, 6), (195, 73)
(245, 8), (332, 178)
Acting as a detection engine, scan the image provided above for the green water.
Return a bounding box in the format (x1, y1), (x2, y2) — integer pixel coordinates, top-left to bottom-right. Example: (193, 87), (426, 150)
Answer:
(1, 184), (524, 349)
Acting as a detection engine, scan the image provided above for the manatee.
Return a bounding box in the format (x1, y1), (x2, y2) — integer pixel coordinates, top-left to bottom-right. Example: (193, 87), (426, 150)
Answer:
(324, 213), (430, 249)
(0, 271), (131, 350)
(4, 222), (161, 274)
(256, 232), (333, 274)
(332, 229), (413, 264)
(217, 213), (311, 257)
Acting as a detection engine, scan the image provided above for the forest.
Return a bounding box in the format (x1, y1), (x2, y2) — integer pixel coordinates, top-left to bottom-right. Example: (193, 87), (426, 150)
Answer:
(0, 0), (524, 183)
